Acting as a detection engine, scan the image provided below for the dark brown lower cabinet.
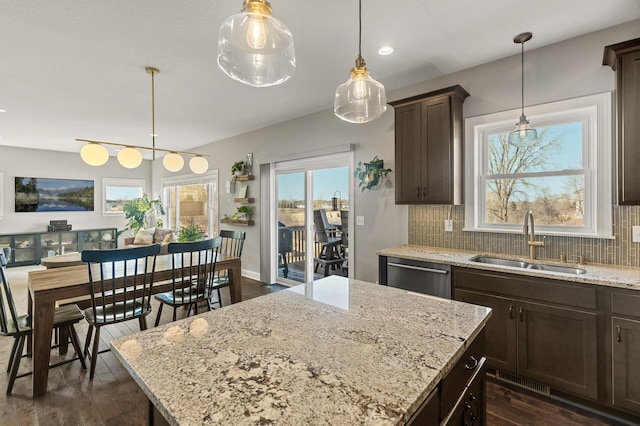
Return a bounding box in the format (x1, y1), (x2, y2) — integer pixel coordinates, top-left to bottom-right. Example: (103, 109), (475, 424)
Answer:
(456, 289), (517, 374)
(454, 268), (599, 401)
(612, 317), (640, 413)
(517, 300), (598, 399)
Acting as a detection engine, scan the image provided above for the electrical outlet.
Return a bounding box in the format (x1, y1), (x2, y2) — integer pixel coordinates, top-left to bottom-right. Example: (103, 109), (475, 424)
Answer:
(444, 220), (453, 232)
(356, 216), (365, 226)
(633, 226), (640, 243)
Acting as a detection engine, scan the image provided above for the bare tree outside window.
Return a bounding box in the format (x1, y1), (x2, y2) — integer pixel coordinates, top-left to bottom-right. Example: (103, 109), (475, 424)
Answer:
(485, 122), (585, 227)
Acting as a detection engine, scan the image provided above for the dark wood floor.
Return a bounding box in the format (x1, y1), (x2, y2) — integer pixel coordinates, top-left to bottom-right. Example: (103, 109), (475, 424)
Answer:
(0, 273), (628, 425)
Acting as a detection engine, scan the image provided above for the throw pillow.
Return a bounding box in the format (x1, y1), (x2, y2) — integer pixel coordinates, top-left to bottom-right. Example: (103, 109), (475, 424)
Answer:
(133, 228), (154, 245)
(154, 228), (174, 243)
(162, 232), (175, 243)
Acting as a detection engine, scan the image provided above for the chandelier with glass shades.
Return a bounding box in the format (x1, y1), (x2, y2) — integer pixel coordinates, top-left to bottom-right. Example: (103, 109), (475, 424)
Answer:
(78, 67), (210, 174)
(334, 0), (387, 123)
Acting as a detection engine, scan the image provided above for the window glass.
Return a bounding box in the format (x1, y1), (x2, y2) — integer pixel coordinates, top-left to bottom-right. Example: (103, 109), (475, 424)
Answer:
(102, 178), (144, 215)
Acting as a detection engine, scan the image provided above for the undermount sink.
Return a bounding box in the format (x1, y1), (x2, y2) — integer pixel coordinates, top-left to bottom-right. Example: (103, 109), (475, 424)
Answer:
(469, 256), (587, 275)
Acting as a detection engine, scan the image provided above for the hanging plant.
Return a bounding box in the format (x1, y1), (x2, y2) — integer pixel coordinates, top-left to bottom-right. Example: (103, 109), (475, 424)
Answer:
(354, 156), (392, 191)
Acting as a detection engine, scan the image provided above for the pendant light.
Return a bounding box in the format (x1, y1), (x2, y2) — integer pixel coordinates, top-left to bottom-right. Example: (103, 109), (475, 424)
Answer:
(334, 0), (387, 124)
(217, 0), (296, 87)
(78, 67), (209, 174)
(508, 32), (537, 147)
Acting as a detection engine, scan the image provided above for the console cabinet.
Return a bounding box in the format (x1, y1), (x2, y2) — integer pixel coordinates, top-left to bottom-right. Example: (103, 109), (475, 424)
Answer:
(454, 268), (599, 400)
(390, 85), (469, 204)
(0, 228), (117, 266)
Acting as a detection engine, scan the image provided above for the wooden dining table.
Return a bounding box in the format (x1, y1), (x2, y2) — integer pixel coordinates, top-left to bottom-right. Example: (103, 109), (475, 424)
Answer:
(27, 252), (242, 398)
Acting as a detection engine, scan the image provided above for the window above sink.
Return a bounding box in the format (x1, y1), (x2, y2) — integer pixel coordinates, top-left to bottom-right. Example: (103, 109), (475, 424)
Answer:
(464, 92), (613, 238)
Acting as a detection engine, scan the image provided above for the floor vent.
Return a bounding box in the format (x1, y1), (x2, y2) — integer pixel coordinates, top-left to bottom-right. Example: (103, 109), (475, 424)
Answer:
(495, 370), (551, 396)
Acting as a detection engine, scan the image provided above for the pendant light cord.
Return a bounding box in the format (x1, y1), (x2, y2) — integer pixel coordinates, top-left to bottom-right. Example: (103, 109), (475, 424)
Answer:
(520, 41), (525, 116)
(358, 0), (362, 57)
(151, 70), (156, 160)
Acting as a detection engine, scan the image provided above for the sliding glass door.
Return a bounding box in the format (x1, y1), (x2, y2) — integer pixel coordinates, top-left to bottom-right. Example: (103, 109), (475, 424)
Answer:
(274, 153), (350, 285)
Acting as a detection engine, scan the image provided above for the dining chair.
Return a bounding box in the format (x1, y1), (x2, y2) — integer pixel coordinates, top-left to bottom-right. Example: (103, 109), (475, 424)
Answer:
(0, 251), (86, 394)
(210, 230), (246, 308)
(153, 237), (221, 327)
(313, 209), (344, 277)
(340, 210), (349, 275)
(81, 244), (161, 380)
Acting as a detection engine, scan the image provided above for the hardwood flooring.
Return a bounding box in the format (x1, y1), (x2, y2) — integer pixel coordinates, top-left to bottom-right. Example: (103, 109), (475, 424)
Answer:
(0, 266), (631, 425)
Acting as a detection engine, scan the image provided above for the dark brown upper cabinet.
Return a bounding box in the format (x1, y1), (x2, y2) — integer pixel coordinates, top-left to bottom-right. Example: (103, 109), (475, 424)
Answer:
(604, 38), (640, 205)
(390, 85), (469, 205)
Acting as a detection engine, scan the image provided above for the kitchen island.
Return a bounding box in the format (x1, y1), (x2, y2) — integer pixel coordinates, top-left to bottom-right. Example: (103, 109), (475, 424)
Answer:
(111, 276), (491, 425)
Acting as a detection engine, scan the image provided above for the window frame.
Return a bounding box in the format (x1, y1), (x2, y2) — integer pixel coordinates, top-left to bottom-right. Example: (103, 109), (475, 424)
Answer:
(464, 92), (612, 238)
(102, 178), (146, 216)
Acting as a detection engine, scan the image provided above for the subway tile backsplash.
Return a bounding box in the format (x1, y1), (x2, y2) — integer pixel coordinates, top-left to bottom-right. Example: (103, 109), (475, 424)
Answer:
(408, 205), (640, 268)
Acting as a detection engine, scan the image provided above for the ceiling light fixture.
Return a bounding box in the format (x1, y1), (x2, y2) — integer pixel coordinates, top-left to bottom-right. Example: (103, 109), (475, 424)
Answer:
(334, 0), (387, 124)
(508, 32), (538, 147)
(217, 0), (296, 87)
(378, 46), (393, 56)
(78, 67), (209, 174)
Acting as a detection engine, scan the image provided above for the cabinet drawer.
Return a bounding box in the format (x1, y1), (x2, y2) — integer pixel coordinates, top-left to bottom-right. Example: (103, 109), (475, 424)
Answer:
(611, 290), (640, 319)
(443, 357), (486, 426)
(441, 329), (486, 416)
(453, 268), (597, 310)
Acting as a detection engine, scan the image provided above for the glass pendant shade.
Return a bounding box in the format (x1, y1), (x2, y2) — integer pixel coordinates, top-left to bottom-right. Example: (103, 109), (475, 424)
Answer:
(217, 0), (295, 87)
(508, 114), (538, 147)
(189, 156), (209, 174)
(163, 152), (184, 172)
(117, 147), (143, 168)
(80, 143), (109, 166)
(334, 56), (387, 123)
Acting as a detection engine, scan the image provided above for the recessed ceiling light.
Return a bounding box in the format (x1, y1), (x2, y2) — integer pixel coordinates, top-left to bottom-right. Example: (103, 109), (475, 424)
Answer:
(0, 109), (6, 113)
(149, 133), (158, 137)
(378, 46), (394, 56)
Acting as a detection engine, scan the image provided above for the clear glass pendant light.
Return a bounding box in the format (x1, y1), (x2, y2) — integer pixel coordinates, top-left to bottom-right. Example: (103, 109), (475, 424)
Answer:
(508, 32), (538, 147)
(217, 0), (296, 87)
(334, 0), (387, 124)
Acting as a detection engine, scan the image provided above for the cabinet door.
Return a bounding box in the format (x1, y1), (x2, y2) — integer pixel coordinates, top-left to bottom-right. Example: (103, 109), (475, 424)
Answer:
(421, 95), (452, 203)
(456, 289), (517, 373)
(612, 317), (640, 413)
(395, 102), (423, 203)
(618, 50), (640, 204)
(517, 301), (598, 399)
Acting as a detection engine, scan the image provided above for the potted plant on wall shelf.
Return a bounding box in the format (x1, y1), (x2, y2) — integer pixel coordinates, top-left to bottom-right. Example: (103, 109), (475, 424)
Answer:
(354, 156), (392, 191)
(231, 205), (253, 223)
(230, 161), (246, 182)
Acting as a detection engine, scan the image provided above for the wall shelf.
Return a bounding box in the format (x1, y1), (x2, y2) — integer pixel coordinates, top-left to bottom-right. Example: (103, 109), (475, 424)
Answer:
(234, 198), (255, 203)
(234, 174), (255, 181)
(221, 219), (254, 226)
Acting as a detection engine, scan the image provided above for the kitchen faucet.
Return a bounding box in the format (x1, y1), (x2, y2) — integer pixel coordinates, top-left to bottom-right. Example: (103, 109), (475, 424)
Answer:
(523, 210), (544, 260)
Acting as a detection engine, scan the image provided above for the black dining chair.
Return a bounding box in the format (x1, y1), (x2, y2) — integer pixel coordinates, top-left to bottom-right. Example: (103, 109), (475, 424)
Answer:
(340, 210), (349, 275)
(153, 237), (222, 326)
(81, 244), (161, 380)
(0, 251), (86, 394)
(210, 230), (245, 308)
(313, 209), (344, 277)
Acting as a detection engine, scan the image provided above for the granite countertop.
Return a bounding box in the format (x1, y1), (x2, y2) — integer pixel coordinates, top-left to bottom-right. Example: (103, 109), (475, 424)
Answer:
(377, 245), (640, 291)
(111, 276), (491, 425)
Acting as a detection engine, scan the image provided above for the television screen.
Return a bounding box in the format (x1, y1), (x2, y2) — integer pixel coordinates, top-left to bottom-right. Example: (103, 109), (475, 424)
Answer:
(15, 177), (94, 212)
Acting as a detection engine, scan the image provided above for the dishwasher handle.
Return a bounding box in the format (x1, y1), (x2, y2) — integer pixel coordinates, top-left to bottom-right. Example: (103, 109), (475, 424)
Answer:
(387, 262), (449, 275)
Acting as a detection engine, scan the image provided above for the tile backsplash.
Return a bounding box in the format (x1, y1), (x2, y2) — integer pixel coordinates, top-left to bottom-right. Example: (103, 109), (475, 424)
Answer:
(408, 205), (640, 268)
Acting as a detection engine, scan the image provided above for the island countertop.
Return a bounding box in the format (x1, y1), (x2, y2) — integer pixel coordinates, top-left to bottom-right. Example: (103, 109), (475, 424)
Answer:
(111, 276), (491, 425)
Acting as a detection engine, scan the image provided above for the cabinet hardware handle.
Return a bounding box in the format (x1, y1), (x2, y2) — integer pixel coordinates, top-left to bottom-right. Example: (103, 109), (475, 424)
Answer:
(519, 307), (524, 322)
(422, 187), (426, 198)
(464, 355), (479, 370)
(508, 305), (514, 320)
(617, 325), (622, 342)
(416, 187), (421, 198)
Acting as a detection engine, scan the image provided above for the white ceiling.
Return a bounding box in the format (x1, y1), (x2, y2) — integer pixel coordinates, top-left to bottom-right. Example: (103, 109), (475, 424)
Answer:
(1, 0), (639, 158)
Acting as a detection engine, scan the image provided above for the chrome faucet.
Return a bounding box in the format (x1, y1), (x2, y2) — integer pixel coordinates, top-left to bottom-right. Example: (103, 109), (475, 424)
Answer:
(523, 210), (544, 260)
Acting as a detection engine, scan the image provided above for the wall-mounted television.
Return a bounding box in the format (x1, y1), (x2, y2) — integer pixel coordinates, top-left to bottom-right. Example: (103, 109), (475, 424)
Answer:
(15, 177), (94, 212)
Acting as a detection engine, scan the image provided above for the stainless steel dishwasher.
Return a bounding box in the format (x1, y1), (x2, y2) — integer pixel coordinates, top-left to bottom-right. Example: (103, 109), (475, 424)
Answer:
(381, 256), (452, 299)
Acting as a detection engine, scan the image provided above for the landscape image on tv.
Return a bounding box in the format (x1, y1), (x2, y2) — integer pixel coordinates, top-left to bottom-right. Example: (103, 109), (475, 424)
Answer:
(15, 177), (94, 212)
